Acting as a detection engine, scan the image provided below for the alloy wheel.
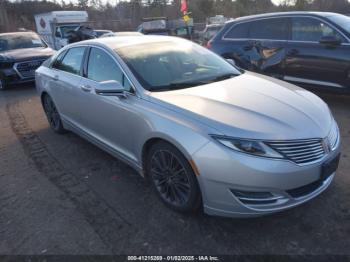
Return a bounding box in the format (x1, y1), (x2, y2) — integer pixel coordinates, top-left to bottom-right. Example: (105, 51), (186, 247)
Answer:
(150, 149), (192, 206)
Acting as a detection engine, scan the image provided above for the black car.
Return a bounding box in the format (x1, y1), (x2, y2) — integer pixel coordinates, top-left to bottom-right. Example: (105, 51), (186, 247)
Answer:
(209, 12), (350, 92)
(0, 32), (54, 90)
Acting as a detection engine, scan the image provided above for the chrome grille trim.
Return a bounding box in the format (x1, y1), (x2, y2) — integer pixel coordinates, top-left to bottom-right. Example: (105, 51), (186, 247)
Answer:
(13, 59), (45, 79)
(266, 139), (325, 165)
(274, 144), (323, 150)
(287, 149), (324, 158)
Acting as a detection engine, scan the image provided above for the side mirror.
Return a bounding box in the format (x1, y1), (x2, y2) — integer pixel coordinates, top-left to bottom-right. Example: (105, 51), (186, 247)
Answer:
(319, 36), (341, 46)
(226, 58), (236, 66)
(95, 80), (126, 97)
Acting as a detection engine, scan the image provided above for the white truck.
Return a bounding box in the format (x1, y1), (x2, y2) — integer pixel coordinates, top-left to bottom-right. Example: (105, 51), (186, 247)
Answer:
(35, 11), (88, 50)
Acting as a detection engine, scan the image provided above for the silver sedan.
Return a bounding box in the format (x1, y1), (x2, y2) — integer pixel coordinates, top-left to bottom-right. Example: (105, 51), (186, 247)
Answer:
(35, 36), (341, 217)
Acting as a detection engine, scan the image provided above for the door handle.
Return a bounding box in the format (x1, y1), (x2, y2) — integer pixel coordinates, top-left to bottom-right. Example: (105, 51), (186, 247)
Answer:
(53, 75), (59, 81)
(80, 84), (92, 92)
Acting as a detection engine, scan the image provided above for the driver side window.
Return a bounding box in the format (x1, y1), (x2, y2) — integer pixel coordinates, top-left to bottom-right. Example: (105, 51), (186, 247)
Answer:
(87, 47), (132, 92)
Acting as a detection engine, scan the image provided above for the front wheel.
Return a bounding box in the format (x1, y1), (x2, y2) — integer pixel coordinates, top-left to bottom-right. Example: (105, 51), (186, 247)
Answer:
(42, 94), (66, 134)
(147, 141), (202, 213)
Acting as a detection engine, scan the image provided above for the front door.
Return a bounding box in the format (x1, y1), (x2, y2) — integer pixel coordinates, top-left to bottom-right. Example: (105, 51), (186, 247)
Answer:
(78, 47), (141, 162)
(285, 16), (350, 89)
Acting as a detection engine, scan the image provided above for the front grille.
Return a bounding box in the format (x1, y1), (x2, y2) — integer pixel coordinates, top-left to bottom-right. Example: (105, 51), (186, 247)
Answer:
(266, 139), (325, 165)
(14, 60), (45, 79)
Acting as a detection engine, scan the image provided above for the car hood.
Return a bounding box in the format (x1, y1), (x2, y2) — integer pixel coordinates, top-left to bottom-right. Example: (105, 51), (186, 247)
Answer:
(0, 47), (54, 62)
(149, 72), (332, 140)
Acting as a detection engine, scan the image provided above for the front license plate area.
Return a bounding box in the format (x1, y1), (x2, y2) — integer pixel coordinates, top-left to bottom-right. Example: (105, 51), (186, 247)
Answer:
(321, 153), (340, 181)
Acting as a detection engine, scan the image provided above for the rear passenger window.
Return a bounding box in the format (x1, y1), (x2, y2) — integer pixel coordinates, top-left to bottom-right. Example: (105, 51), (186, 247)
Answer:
(87, 47), (123, 83)
(292, 17), (344, 42)
(249, 18), (288, 40)
(225, 23), (250, 39)
(51, 51), (66, 68)
(53, 47), (85, 75)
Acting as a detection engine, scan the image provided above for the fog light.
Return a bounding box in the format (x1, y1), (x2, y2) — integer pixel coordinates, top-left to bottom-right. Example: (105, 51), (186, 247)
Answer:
(230, 189), (283, 205)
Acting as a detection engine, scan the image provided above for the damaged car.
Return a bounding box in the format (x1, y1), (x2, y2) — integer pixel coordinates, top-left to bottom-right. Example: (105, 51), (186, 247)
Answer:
(209, 12), (350, 93)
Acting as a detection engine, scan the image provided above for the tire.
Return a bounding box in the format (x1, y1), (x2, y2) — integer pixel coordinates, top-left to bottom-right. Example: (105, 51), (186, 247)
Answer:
(42, 94), (66, 134)
(146, 141), (202, 213)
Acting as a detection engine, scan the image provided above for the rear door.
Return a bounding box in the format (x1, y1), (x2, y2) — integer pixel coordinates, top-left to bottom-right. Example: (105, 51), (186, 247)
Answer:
(285, 16), (350, 89)
(219, 21), (251, 67)
(50, 46), (86, 126)
(221, 17), (289, 79)
(245, 17), (289, 79)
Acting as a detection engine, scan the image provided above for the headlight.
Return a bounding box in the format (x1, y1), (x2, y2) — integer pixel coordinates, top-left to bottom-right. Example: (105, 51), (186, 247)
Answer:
(212, 136), (284, 159)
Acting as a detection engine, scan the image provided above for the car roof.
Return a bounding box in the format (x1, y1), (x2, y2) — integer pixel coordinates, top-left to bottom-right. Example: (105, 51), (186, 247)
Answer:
(71, 35), (186, 50)
(227, 11), (341, 24)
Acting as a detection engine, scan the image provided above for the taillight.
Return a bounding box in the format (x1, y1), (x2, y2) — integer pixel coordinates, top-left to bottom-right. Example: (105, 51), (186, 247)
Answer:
(206, 40), (212, 49)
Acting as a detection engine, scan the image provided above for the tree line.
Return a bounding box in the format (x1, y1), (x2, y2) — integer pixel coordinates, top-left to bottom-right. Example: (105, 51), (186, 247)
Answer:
(1, 0), (350, 33)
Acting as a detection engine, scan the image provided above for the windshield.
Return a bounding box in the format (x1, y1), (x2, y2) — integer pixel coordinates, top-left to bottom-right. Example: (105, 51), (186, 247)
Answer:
(328, 14), (350, 35)
(0, 33), (46, 52)
(116, 40), (241, 91)
(59, 25), (80, 38)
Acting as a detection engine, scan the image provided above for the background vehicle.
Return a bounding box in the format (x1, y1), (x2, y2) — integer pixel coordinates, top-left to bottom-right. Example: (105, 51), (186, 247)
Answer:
(209, 12), (350, 93)
(0, 32), (54, 90)
(94, 29), (113, 38)
(206, 15), (230, 25)
(36, 36), (340, 217)
(100, 32), (143, 38)
(137, 17), (194, 39)
(199, 24), (224, 47)
(35, 11), (88, 50)
(66, 25), (96, 44)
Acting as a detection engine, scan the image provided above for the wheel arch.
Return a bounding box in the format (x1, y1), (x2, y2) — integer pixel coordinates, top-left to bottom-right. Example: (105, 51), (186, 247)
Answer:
(141, 135), (199, 178)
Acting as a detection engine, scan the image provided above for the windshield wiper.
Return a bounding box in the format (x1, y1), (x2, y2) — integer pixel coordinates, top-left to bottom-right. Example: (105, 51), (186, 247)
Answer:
(210, 73), (238, 82)
(149, 80), (209, 92)
(148, 73), (238, 92)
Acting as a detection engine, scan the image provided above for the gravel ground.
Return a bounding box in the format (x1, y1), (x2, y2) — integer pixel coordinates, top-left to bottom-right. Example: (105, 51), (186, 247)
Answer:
(0, 85), (349, 256)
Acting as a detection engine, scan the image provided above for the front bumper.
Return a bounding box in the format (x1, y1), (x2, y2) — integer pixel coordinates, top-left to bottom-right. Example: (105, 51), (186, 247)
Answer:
(1, 58), (48, 88)
(0, 67), (34, 87)
(192, 139), (341, 218)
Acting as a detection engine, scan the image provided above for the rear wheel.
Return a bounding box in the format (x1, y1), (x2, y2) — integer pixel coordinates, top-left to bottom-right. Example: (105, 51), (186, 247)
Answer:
(42, 94), (66, 134)
(147, 141), (202, 213)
